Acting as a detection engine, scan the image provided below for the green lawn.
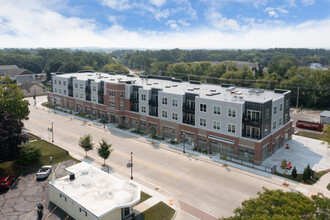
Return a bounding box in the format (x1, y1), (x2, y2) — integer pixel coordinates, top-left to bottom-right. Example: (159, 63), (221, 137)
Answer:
(275, 170), (329, 185)
(295, 130), (325, 141)
(141, 202), (175, 220)
(136, 191), (152, 205)
(327, 183), (330, 191)
(0, 138), (78, 176)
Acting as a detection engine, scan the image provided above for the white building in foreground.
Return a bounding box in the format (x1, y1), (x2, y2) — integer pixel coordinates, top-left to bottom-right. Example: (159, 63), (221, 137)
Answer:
(49, 162), (140, 220)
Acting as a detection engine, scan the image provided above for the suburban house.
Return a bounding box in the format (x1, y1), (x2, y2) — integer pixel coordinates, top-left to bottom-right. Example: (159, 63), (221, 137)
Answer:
(320, 111), (330, 124)
(49, 162), (140, 220)
(0, 65), (19, 75)
(5, 68), (36, 84)
(309, 63), (328, 70)
(48, 72), (292, 164)
(18, 81), (45, 97)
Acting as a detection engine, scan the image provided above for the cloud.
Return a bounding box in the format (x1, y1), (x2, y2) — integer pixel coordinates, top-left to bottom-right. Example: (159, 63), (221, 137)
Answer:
(264, 7), (288, 18)
(201, 0), (270, 8)
(301, 0), (315, 6)
(207, 9), (240, 31)
(0, 0), (330, 49)
(102, 0), (132, 11)
(150, 0), (167, 8)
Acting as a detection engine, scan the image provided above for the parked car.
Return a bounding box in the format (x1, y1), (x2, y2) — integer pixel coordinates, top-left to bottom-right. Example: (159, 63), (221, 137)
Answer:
(0, 174), (15, 190)
(36, 165), (52, 180)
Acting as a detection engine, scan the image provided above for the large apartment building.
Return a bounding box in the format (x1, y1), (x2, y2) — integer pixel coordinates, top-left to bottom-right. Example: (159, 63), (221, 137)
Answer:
(49, 72), (292, 164)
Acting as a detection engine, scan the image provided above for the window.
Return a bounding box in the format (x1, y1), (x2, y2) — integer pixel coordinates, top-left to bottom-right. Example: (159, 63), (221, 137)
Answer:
(172, 99), (178, 107)
(79, 207), (87, 216)
(120, 91), (124, 98)
(80, 84), (83, 89)
(141, 106), (146, 113)
(265, 125), (269, 134)
(213, 121), (220, 130)
(120, 101), (124, 109)
(59, 89), (61, 94)
(75, 93), (78, 97)
(228, 124), (236, 133)
(285, 99), (289, 107)
(200, 104), (207, 112)
(273, 106), (277, 114)
(247, 110), (260, 123)
(92, 86), (96, 91)
(279, 117), (283, 126)
(280, 103), (283, 111)
(172, 112), (178, 120)
(265, 109), (270, 118)
(109, 90), (115, 96)
(141, 94), (146, 101)
(162, 110), (167, 118)
(110, 101), (115, 108)
(213, 106), (221, 115)
(200, 118), (206, 126)
(54, 88), (57, 93)
(228, 108), (236, 117)
(273, 121), (276, 129)
(162, 97), (167, 105)
(63, 90), (66, 95)
(63, 81), (66, 86)
(246, 126), (260, 139)
(285, 113), (288, 121)
(80, 94), (83, 98)
(54, 80), (57, 84)
(74, 83), (78, 88)
(59, 81), (61, 85)
(92, 96), (96, 102)
(187, 100), (195, 109)
(60, 194), (67, 202)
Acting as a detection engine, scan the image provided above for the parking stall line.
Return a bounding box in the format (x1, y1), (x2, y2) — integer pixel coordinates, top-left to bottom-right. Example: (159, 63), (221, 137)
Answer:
(45, 206), (57, 220)
(65, 215), (70, 220)
(32, 175), (37, 182)
(55, 162), (61, 172)
(24, 199), (46, 220)
(10, 173), (22, 190)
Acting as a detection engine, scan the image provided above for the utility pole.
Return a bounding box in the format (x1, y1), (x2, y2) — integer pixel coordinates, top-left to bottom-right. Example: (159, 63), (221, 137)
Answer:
(296, 87), (300, 109)
(130, 152), (133, 180)
(183, 132), (186, 153)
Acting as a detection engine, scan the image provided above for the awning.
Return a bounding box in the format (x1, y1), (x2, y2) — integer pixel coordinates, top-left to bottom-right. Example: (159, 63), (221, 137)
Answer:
(208, 135), (235, 145)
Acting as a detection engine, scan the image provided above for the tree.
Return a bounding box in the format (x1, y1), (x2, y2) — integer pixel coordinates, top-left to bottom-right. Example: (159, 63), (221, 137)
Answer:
(97, 139), (113, 166)
(303, 168), (309, 182)
(291, 166), (297, 179)
(16, 144), (41, 165)
(79, 134), (94, 158)
(0, 76), (30, 120)
(307, 164), (312, 179)
(224, 188), (316, 219)
(0, 110), (24, 161)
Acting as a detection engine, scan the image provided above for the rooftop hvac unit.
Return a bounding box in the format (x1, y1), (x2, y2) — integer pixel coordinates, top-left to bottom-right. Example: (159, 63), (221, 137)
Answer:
(210, 89), (216, 92)
(165, 86), (171, 88)
(172, 84), (178, 87)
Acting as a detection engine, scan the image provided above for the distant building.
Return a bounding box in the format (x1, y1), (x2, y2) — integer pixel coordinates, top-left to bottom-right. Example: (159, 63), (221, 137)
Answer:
(18, 81), (45, 97)
(5, 68), (36, 84)
(49, 162), (140, 220)
(320, 111), (330, 124)
(0, 65), (19, 75)
(309, 63), (328, 70)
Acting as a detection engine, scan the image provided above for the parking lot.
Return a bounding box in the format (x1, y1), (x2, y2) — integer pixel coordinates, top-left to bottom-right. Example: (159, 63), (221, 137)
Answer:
(0, 160), (75, 220)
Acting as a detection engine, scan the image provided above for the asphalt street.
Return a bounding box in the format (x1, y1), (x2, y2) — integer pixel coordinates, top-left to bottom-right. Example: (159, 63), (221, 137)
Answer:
(24, 96), (299, 219)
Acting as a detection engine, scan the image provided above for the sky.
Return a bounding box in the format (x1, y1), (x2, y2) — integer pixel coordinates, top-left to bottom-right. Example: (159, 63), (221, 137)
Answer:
(0, 0), (329, 49)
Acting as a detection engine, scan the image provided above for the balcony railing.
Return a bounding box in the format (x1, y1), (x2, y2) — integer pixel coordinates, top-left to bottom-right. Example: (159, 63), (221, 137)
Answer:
(148, 99), (158, 107)
(98, 90), (104, 95)
(183, 118), (195, 126)
(68, 85), (73, 90)
(130, 95), (139, 102)
(182, 105), (195, 114)
(85, 87), (91, 93)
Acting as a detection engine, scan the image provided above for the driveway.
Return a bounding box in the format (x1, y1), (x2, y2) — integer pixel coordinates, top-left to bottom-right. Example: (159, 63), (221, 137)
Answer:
(0, 160), (75, 220)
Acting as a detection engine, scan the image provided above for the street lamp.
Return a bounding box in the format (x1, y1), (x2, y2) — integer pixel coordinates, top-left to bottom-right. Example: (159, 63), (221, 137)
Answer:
(130, 152), (133, 180)
(53, 98), (56, 114)
(51, 122), (54, 143)
(182, 132), (186, 153)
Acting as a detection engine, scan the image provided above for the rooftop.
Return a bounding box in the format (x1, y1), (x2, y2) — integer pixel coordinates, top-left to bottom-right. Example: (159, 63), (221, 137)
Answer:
(56, 72), (288, 103)
(49, 162), (140, 218)
(320, 110), (330, 117)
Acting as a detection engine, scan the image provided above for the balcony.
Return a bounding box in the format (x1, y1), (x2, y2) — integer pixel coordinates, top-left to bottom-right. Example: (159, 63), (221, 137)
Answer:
(183, 117), (195, 126)
(130, 106), (139, 112)
(130, 95), (139, 103)
(182, 105), (195, 114)
(68, 85), (73, 90)
(149, 111), (158, 117)
(148, 99), (158, 107)
(98, 90), (104, 95)
(242, 117), (261, 126)
(85, 87), (91, 93)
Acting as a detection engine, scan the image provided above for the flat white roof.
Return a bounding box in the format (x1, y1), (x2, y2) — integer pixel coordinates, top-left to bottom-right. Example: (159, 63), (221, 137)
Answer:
(55, 72), (287, 103)
(49, 162), (140, 218)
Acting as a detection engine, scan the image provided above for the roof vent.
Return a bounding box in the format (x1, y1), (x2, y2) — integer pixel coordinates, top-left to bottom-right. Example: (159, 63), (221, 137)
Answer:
(165, 86), (171, 88)
(210, 89), (216, 92)
(172, 85), (178, 87)
(70, 173), (75, 181)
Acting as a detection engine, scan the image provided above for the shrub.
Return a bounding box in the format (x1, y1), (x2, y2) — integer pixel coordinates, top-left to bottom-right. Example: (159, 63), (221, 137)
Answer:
(306, 164), (312, 179)
(303, 168), (309, 182)
(291, 166), (298, 179)
(117, 125), (128, 130)
(169, 139), (179, 145)
(16, 144), (41, 165)
(131, 128), (146, 135)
